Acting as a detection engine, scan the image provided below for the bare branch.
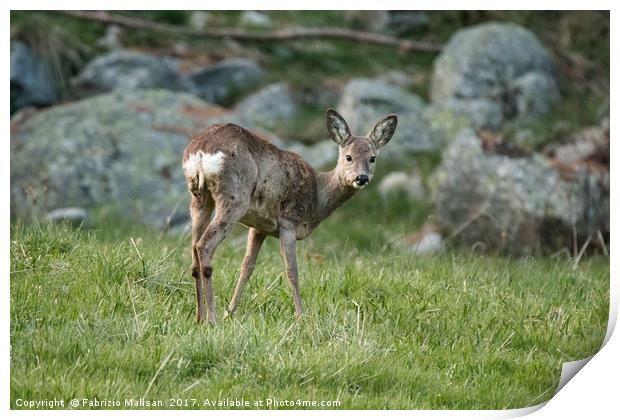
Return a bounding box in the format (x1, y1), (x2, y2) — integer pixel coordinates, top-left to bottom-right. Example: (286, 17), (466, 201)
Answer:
(54, 10), (443, 54)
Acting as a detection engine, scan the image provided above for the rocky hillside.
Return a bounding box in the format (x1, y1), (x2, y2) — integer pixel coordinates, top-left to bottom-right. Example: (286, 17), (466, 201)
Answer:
(10, 11), (609, 255)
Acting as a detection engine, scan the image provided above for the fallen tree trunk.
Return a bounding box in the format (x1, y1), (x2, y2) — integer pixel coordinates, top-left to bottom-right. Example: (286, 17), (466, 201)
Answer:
(54, 10), (443, 53)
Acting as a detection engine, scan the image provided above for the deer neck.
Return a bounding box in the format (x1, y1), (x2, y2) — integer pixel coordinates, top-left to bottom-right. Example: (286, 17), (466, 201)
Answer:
(314, 168), (357, 222)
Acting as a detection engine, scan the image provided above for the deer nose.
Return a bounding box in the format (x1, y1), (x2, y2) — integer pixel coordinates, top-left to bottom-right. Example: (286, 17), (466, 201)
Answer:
(355, 174), (369, 186)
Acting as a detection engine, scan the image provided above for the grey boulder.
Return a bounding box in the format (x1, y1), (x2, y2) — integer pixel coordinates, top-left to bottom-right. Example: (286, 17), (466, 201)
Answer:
(11, 40), (60, 113)
(10, 89), (281, 227)
(431, 129), (608, 255)
(337, 78), (433, 155)
(285, 140), (338, 169)
(431, 22), (559, 129)
(73, 52), (265, 107)
(186, 58), (264, 105)
(72, 50), (187, 96)
(234, 82), (299, 129)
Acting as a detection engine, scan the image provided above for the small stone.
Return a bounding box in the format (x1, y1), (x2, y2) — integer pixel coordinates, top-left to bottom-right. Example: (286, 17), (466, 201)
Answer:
(189, 11), (212, 31)
(388, 11), (429, 35)
(96, 25), (124, 50)
(405, 226), (444, 255)
(239, 11), (272, 28)
(173, 42), (189, 56)
(378, 171), (426, 200)
(344, 11), (389, 32)
(548, 126), (609, 165)
(47, 207), (87, 225)
(601, 117), (610, 131)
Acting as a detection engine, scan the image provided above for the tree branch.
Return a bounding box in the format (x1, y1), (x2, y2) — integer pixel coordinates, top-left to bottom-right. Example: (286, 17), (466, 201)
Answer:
(54, 10), (442, 54)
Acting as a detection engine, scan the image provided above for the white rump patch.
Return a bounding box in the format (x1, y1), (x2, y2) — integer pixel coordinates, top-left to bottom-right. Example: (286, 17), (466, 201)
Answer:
(183, 153), (203, 179)
(184, 151), (226, 189)
(200, 151), (225, 175)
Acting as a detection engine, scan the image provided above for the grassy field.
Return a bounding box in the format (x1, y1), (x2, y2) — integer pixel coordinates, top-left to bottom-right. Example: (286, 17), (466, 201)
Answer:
(10, 192), (609, 409)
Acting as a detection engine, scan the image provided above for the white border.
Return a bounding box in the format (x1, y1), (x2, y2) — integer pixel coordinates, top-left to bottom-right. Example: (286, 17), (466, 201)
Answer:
(3, 2), (617, 419)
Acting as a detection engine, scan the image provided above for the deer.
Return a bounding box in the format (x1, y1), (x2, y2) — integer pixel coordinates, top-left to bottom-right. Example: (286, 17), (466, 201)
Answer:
(182, 108), (397, 323)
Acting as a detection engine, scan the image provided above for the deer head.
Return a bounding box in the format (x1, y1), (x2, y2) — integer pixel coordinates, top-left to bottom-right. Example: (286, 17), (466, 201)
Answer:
(326, 108), (398, 189)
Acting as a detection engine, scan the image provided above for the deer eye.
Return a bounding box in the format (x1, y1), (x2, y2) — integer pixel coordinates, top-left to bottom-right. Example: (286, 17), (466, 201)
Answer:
(345, 155), (352, 162)
(369, 156), (376, 163)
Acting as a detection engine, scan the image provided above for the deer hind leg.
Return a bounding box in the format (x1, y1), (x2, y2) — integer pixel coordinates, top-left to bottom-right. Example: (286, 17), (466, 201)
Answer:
(224, 228), (266, 319)
(196, 198), (249, 324)
(190, 193), (214, 323)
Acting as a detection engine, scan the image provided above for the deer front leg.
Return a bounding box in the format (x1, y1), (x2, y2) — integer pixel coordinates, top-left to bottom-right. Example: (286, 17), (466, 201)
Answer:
(225, 228), (266, 319)
(279, 227), (304, 319)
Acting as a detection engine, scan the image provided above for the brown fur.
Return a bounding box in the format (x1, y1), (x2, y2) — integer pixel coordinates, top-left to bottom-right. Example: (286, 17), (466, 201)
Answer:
(183, 109), (397, 323)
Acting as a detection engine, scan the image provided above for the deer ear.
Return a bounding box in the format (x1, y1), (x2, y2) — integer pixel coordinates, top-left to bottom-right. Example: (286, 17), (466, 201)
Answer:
(369, 115), (398, 148)
(326, 108), (351, 146)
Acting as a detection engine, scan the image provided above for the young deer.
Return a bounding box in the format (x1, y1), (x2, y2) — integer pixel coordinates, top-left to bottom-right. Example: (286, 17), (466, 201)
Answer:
(182, 109), (397, 323)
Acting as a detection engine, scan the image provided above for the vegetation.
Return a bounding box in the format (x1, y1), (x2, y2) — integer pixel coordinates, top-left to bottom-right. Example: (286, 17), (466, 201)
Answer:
(10, 193), (608, 409)
(10, 11), (609, 146)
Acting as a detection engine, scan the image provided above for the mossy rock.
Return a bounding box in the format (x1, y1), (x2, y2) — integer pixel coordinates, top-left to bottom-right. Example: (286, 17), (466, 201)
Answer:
(10, 89), (277, 226)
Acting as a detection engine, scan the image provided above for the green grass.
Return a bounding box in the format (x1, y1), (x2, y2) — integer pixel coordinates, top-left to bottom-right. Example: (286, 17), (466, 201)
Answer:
(10, 205), (609, 409)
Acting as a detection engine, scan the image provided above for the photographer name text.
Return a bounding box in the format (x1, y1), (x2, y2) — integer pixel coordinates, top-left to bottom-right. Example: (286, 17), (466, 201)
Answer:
(14, 397), (341, 409)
